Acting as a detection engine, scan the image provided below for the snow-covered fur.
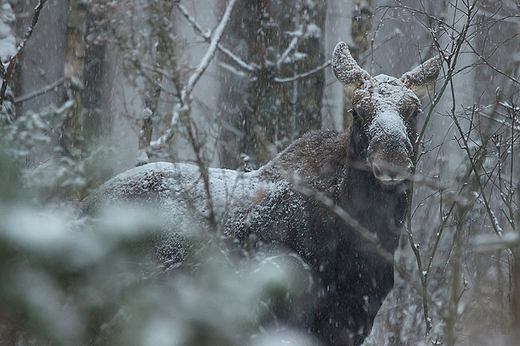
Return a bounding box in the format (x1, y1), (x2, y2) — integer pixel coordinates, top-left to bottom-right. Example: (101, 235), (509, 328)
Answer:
(82, 42), (441, 346)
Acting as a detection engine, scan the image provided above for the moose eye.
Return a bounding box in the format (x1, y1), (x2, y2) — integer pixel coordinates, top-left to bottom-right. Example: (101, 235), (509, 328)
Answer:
(405, 108), (420, 119)
(350, 109), (360, 119)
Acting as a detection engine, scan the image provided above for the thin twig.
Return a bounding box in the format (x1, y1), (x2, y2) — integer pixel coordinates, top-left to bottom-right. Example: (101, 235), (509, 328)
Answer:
(0, 0), (47, 111)
(14, 77), (64, 104)
(404, 0), (478, 337)
(480, 113), (520, 133)
(276, 23), (307, 68)
(274, 60), (332, 83)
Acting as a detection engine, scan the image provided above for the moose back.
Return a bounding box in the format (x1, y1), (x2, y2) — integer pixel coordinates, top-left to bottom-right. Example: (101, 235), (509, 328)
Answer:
(83, 42), (441, 346)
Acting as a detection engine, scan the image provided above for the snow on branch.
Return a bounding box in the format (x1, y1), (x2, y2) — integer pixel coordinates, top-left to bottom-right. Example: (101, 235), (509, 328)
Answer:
(480, 113), (520, 133)
(274, 60), (331, 83)
(276, 23), (306, 68)
(14, 77), (64, 104)
(0, 0), (47, 112)
(177, 2), (255, 73)
(150, 0), (238, 149)
(182, 0), (238, 100)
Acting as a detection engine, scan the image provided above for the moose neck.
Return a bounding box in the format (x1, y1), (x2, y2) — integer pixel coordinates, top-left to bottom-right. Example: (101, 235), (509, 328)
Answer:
(338, 118), (408, 251)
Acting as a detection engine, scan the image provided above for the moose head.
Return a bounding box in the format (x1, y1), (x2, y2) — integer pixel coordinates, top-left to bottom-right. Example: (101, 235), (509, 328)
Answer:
(332, 42), (441, 185)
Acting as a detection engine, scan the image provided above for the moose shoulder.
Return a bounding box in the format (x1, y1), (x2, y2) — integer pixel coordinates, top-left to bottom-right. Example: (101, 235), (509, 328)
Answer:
(82, 42), (441, 346)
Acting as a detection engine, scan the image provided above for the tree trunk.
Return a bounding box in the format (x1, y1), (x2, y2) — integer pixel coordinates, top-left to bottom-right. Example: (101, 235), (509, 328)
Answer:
(61, 0), (88, 159)
(136, 0), (176, 166)
(218, 0), (326, 169)
(0, 0), (17, 122)
(82, 0), (108, 147)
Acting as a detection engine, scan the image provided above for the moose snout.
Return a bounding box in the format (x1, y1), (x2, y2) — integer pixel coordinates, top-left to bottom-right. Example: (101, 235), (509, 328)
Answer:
(370, 157), (413, 184)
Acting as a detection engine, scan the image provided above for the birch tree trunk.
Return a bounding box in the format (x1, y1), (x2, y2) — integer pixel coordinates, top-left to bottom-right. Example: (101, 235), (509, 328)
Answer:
(82, 0), (108, 147)
(61, 0), (87, 159)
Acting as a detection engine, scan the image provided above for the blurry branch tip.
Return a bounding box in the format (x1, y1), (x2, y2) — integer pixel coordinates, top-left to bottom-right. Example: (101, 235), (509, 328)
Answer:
(472, 233), (520, 252)
(0, 0), (47, 111)
(14, 78), (65, 104)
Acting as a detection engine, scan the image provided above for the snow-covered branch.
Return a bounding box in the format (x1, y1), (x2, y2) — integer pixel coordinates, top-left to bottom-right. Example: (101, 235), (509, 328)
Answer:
(274, 60), (331, 83)
(0, 0), (47, 112)
(182, 0), (237, 101)
(150, 0), (238, 149)
(276, 24), (306, 68)
(177, 2), (255, 73)
(480, 113), (520, 133)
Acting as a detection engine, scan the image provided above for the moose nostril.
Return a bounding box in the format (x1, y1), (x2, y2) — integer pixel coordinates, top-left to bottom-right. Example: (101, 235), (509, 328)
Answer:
(373, 165), (382, 178)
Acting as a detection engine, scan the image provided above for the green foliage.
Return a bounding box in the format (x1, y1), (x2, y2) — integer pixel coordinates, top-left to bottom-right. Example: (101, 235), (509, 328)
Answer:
(0, 116), (315, 345)
(1, 101), (72, 161)
(1, 101), (117, 203)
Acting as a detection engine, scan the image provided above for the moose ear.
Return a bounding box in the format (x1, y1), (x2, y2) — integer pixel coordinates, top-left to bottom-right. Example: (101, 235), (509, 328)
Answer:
(400, 55), (442, 100)
(332, 42), (371, 98)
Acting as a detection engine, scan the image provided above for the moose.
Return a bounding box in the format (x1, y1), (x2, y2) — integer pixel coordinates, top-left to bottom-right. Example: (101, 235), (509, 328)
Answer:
(83, 42), (441, 345)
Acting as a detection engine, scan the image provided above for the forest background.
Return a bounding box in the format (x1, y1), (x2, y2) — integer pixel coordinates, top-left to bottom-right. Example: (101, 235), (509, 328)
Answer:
(1, 0), (519, 345)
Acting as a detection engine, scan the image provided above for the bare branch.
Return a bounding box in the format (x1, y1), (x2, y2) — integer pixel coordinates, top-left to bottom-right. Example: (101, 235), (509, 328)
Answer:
(480, 113), (520, 133)
(276, 24), (306, 68)
(177, 2), (256, 73)
(182, 0), (237, 102)
(151, 0), (238, 149)
(0, 0), (47, 111)
(274, 60), (332, 83)
(14, 77), (64, 104)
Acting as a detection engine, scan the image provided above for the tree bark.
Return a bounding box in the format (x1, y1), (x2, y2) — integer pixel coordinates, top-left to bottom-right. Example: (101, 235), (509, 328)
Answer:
(61, 0), (87, 159)
(136, 0), (176, 166)
(82, 0), (108, 147)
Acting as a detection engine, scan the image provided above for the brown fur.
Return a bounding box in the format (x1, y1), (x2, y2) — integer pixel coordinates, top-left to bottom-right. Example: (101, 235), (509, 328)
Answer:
(83, 42), (441, 346)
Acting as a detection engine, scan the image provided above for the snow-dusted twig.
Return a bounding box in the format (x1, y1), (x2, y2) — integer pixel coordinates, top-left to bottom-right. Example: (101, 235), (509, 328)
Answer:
(149, 104), (182, 149)
(177, 3), (208, 38)
(150, 0), (238, 149)
(0, 0), (47, 112)
(218, 62), (249, 78)
(274, 60), (331, 83)
(177, 2), (255, 73)
(276, 24), (306, 68)
(182, 0), (237, 100)
(14, 77), (64, 104)
(479, 112), (520, 133)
